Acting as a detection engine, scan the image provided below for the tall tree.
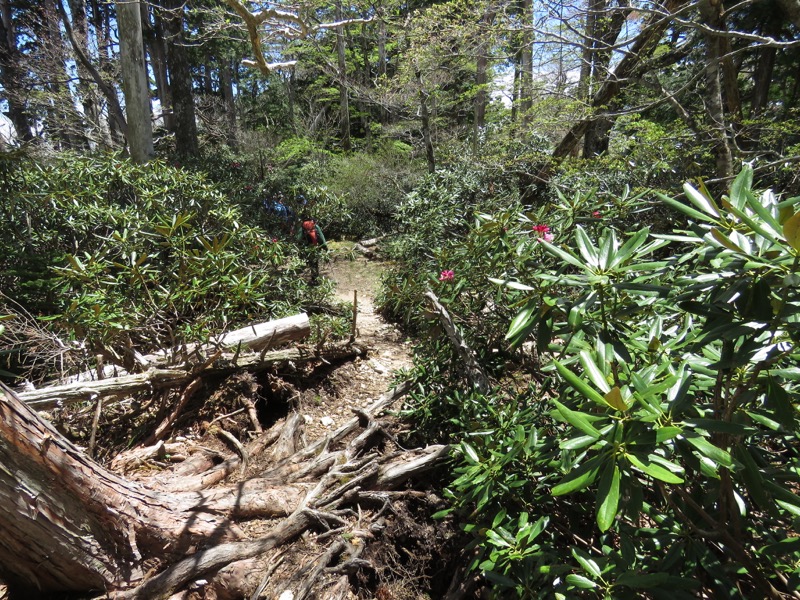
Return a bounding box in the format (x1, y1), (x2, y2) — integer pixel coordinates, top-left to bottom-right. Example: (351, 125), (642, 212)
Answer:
(116, 0), (154, 163)
(0, 0), (34, 142)
(335, 0), (351, 151)
(160, 0), (198, 156)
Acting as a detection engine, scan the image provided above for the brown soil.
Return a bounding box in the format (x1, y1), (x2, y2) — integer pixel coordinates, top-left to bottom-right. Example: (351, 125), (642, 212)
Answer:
(298, 246), (414, 442)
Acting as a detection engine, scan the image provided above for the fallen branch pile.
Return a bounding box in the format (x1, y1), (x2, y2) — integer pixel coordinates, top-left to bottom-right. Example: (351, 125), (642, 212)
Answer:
(1, 313), (461, 599)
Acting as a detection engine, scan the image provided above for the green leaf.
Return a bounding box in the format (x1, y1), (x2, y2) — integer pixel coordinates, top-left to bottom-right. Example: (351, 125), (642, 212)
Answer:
(596, 462), (620, 532)
(539, 239), (591, 271)
(656, 426), (682, 443)
(627, 453), (684, 483)
(461, 442), (480, 464)
(657, 192), (717, 223)
(572, 548), (602, 578)
(554, 360), (607, 406)
(683, 433), (734, 468)
(566, 574), (598, 589)
(615, 571), (669, 589)
(610, 228), (649, 269)
(552, 399), (602, 438)
(733, 444), (770, 512)
(579, 350), (611, 393)
(575, 226), (599, 267)
(505, 297), (539, 345)
(710, 229), (745, 253)
(552, 454), (605, 495)
(729, 164), (753, 211)
(683, 182), (721, 218)
(489, 277), (536, 291)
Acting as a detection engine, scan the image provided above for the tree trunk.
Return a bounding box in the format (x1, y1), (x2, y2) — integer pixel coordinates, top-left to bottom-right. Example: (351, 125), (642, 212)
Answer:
(57, 0), (129, 140)
(0, 369), (445, 599)
(67, 0), (102, 145)
(162, 0), (198, 156)
(335, 1), (351, 151)
(473, 9), (495, 149)
(90, 0), (124, 145)
(518, 0), (533, 121)
(699, 0), (733, 180)
(116, 0), (155, 163)
(0, 383), (234, 596)
(143, 0), (174, 131)
(417, 69), (435, 174)
(378, 8), (388, 125)
(0, 0), (34, 142)
(546, 0), (688, 164)
(220, 57), (238, 148)
(581, 0), (629, 158)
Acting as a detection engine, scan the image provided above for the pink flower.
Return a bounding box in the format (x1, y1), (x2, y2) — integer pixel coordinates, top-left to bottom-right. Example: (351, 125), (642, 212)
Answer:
(592, 211), (601, 218)
(271, 238), (278, 243)
(439, 269), (455, 282)
(532, 224), (554, 243)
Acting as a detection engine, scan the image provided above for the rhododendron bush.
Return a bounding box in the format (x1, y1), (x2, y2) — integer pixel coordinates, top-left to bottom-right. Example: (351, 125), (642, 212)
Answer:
(381, 166), (800, 597)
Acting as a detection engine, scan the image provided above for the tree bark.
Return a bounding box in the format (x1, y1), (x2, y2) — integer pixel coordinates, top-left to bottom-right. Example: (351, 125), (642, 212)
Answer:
(0, 383), (235, 596)
(116, 0), (155, 163)
(220, 57), (238, 148)
(21, 342), (366, 410)
(143, 0), (174, 131)
(699, 0), (733, 180)
(335, 1), (351, 151)
(546, 0), (688, 166)
(518, 0), (533, 122)
(416, 69), (435, 174)
(161, 0), (198, 156)
(0, 0), (34, 142)
(57, 0), (129, 139)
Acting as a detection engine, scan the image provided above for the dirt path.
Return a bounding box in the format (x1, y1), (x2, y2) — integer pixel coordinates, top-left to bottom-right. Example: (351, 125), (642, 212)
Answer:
(300, 250), (414, 440)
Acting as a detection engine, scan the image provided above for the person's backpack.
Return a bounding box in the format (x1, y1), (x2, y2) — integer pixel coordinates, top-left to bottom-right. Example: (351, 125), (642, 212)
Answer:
(301, 219), (318, 245)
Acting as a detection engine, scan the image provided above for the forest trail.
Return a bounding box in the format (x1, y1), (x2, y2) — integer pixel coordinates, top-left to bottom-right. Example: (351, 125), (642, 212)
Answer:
(299, 247), (414, 441)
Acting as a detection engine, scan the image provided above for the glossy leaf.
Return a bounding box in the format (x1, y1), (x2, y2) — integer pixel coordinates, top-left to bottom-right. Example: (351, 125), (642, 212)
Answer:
(596, 462), (620, 531)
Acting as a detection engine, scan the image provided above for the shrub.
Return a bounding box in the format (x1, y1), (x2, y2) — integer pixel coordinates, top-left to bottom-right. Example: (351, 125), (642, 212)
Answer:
(0, 152), (326, 381)
(386, 165), (800, 596)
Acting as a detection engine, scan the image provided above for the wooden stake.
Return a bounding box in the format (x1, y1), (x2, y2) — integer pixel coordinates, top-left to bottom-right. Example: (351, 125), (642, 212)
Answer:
(350, 290), (358, 342)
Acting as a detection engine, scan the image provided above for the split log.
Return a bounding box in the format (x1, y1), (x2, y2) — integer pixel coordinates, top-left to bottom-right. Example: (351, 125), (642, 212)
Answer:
(20, 342), (367, 410)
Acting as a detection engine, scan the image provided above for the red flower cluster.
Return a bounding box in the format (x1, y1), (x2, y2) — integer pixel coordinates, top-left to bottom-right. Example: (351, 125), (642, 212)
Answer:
(592, 211), (601, 218)
(532, 224), (551, 234)
(439, 269), (455, 282)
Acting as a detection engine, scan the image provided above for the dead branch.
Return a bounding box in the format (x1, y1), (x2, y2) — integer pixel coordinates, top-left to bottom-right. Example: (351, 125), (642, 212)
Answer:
(424, 291), (491, 394)
(20, 342), (366, 410)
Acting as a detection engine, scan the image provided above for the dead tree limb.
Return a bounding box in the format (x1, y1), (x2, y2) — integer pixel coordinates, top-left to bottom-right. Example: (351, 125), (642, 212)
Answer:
(424, 291), (490, 394)
(20, 343), (367, 410)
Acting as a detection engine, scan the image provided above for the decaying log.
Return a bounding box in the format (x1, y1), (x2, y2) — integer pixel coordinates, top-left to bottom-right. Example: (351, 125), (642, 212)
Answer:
(53, 314), (312, 386)
(20, 342), (367, 410)
(424, 290), (490, 394)
(211, 312), (310, 351)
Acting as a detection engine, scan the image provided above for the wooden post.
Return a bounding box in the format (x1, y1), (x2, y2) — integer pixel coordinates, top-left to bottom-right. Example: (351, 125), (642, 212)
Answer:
(350, 290), (358, 342)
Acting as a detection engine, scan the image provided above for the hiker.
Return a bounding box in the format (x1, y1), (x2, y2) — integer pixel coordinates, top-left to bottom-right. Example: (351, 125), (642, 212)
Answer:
(298, 215), (328, 282)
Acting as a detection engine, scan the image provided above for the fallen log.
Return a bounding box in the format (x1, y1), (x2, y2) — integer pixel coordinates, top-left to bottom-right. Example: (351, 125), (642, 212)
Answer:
(211, 312), (310, 351)
(51, 313), (312, 385)
(20, 342), (367, 410)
